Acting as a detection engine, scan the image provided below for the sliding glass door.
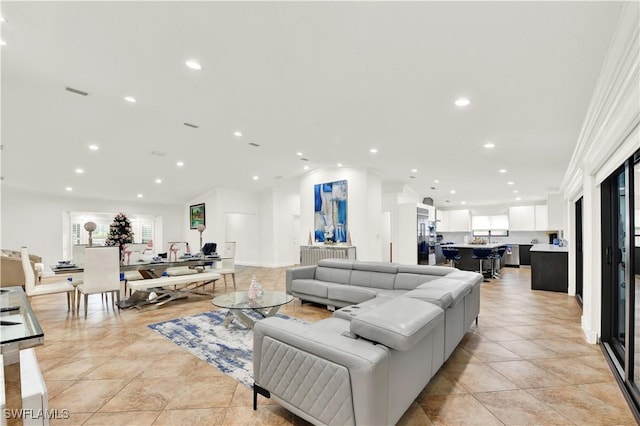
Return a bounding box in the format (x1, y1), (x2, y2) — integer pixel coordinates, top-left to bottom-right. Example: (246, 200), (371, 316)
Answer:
(601, 150), (639, 413)
(576, 197), (583, 306)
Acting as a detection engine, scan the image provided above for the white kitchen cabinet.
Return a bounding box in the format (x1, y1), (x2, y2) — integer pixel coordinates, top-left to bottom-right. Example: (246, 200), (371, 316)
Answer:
(471, 215), (490, 230)
(436, 210), (450, 232)
(437, 209), (470, 232)
(450, 209), (471, 232)
(472, 214), (508, 230)
(509, 206), (536, 231)
(535, 205), (548, 231)
(490, 215), (509, 230)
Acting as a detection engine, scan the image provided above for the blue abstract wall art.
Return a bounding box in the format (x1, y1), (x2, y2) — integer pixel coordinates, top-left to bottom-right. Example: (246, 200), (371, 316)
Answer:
(314, 180), (348, 243)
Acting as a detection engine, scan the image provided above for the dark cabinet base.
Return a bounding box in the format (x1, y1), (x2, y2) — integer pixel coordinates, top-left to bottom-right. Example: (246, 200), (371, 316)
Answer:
(531, 251), (568, 292)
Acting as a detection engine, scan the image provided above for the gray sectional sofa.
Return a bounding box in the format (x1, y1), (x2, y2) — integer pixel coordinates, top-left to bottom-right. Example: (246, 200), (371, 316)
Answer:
(253, 259), (483, 425)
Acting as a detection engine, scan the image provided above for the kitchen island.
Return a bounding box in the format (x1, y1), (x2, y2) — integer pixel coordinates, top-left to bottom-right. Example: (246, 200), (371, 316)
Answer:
(530, 244), (569, 292)
(444, 243), (507, 275)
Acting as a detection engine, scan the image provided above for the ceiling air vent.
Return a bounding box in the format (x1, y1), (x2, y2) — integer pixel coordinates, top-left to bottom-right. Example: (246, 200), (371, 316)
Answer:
(183, 122), (199, 129)
(248, 142), (260, 147)
(65, 87), (89, 96)
(300, 158), (309, 161)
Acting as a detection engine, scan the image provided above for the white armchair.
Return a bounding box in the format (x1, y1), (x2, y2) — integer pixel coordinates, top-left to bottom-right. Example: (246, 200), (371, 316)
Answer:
(21, 247), (75, 312)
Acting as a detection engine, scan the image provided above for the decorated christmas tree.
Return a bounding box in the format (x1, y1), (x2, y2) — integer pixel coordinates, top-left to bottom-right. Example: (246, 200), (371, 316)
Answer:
(105, 212), (135, 250)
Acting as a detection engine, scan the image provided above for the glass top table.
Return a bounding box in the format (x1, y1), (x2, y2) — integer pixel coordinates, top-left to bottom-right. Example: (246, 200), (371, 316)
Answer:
(211, 290), (294, 329)
(1, 286), (44, 349)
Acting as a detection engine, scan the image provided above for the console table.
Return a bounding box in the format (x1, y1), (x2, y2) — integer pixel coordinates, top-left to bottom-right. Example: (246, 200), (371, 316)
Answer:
(1, 286), (48, 425)
(299, 245), (356, 266)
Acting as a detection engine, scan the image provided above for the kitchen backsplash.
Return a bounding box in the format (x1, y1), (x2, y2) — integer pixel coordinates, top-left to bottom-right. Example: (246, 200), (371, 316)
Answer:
(439, 231), (551, 244)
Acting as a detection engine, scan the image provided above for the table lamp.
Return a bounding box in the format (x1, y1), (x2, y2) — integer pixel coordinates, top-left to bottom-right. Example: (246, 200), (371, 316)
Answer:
(197, 224), (206, 254)
(84, 221), (97, 247)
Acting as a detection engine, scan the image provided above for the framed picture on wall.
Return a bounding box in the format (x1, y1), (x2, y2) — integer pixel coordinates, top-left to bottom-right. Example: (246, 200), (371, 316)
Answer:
(189, 203), (206, 229)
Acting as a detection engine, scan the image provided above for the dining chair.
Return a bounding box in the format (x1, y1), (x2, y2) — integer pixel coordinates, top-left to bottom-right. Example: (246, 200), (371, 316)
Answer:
(75, 246), (121, 318)
(21, 247), (75, 312)
(143, 239), (154, 254)
(215, 242), (236, 289)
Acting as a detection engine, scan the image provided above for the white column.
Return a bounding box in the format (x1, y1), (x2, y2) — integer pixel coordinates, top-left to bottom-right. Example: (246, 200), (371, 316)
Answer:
(581, 172), (601, 344)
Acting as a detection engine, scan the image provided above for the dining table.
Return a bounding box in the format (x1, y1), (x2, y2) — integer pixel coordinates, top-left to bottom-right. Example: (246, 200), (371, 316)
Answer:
(51, 255), (222, 309)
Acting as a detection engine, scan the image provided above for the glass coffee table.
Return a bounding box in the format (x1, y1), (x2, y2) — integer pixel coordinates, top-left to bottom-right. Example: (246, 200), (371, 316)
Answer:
(211, 290), (294, 329)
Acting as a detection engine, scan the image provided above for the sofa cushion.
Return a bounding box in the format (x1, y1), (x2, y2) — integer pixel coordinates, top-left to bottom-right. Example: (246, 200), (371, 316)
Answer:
(403, 288), (454, 309)
(328, 284), (378, 305)
(375, 289), (408, 298)
(352, 261), (399, 274)
(396, 265), (456, 276)
(446, 270), (484, 289)
(333, 297), (394, 321)
(350, 270), (396, 289)
(350, 297), (444, 351)
(317, 259), (354, 269)
(316, 266), (352, 285)
(394, 273), (441, 290)
(291, 279), (330, 298)
(417, 278), (471, 304)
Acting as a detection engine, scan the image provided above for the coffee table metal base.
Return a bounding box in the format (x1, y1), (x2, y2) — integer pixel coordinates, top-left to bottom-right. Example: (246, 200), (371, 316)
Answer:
(222, 305), (282, 329)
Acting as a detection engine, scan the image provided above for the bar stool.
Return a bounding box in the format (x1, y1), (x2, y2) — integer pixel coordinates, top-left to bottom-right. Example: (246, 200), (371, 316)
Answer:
(492, 247), (507, 278)
(472, 248), (493, 281)
(442, 248), (461, 268)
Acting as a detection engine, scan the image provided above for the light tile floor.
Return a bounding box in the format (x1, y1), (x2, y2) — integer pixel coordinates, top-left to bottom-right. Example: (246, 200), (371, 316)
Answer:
(19, 266), (635, 425)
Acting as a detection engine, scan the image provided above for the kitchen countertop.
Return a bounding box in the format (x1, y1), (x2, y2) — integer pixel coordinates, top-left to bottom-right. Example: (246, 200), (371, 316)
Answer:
(448, 243), (507, 249)
(530, 244), (569, 253)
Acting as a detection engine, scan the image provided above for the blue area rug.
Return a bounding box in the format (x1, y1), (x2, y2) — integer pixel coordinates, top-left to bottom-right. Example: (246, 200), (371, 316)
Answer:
(148, 310), (305, 388)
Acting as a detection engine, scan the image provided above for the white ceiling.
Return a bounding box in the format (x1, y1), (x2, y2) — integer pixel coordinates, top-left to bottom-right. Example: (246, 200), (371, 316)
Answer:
(0, 1), (623, 208)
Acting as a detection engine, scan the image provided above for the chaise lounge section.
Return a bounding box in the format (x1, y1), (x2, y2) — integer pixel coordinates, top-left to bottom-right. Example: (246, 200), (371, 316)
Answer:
(253, 259), (483, 425)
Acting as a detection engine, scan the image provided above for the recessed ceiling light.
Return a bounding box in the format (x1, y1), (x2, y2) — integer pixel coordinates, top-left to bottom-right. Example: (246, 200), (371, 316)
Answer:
(455, 98), (470, 107)
(155, 178), (162, 184)
(303, 165), (309, 170)
(337, 163), (343, 167)
(137, 194), (143, 198)
(370, 148), (378, 154)
(513, 190), (519, 194)
(450, 190), (456, 194)
(75, 168), (84, 174)
(461, 201), (466, 205)
(515, 197), (522, 201)
(411, 169), (418, 173)
(234, 131), (242, 137)
(185, 60), (202, 70)
(498, 169), (507, 173)
(507, 181), (515, 185)
(296, 152), (303, 156)
(124, 96), (136, 103)
(88, 144), (99, 151)
(434, 179), (440, 183)
(65, 187), (73, 192)
(0, 17), (6, 23)
(484, 143), (495, 149)
(1, 40), (6, 47)
(176, 161), (184, 167)
(253, 176), (259, 180)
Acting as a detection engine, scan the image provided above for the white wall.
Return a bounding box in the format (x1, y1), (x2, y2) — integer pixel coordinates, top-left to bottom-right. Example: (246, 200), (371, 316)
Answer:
(1, 186), (183, 266)
(185, 181), (300, 267)
(300, 168), (383, 261)
(560, 2), (639, 343)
